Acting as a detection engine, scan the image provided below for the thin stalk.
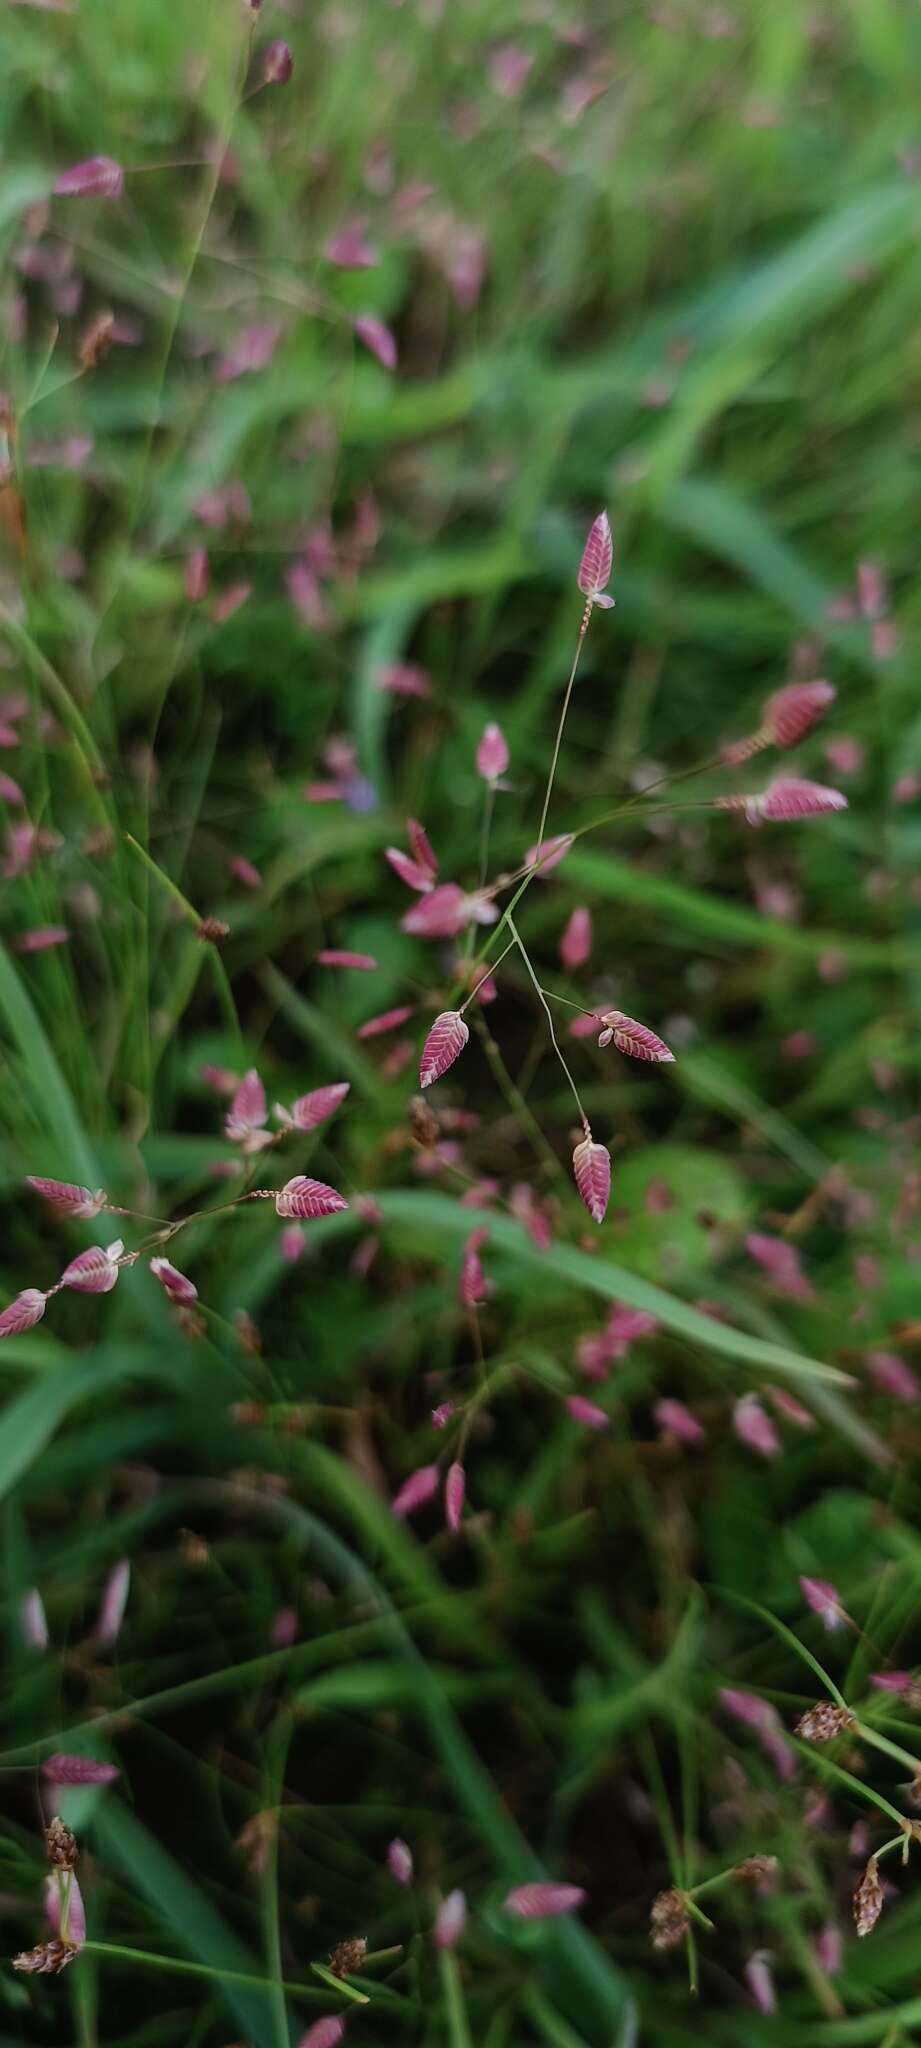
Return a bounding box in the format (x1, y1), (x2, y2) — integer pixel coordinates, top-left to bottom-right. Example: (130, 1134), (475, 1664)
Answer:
(534, 609), (592, 854)
(507, 912), (589, 1131)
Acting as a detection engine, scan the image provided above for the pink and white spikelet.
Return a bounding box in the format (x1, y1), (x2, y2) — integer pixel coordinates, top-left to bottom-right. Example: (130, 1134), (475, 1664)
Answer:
(577, 511), (615, 615)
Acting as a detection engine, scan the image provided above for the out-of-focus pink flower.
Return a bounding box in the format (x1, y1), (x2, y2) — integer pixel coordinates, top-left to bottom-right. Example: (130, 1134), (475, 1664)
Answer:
(358, 1005), (415, 1039)
(60, 1240), (124, 1295)
(388, 1837), (413, 1885)
(458, 1227), (488, 1309)
(573, 1133), (611, 1224)
(782, 1030), (815, 1060)
(404, 885), (496, 939)
(286, 560), (333, 632)
(316, 949), (378, 970)
(767, 1386), (815, 1429)
(893, 773), (920, 804)
(263, 38), (293, 84)
(274, 1177), (348, 1220)
(297, 2021), (345, 2048)
(0, 772), (24, 804)
(201, 1064), (238, 1097)
(324, 219), (378, 268)
(825, 736), (864, 779)
(719, 778), (848, 825)
(271, 1607), (297, 1648)
(565, 1395), (608, 1430)
(406, 819), (437, 879)
(354, 315), (397, 371)
(524, 833), (573, 878)
(560, 906), (592, 969)
(744, 1953), (776, 2015)
(376, 662), (431, 698)
(800, 1576), (847, 1631)
(211, 581), (252, 624)
(225, 1068), (271, 1152)
(733, 1396), (780, 1458)
(746, 1232), (814, 1303)
(280, 1225), (306, 1263)
(509, 1182), (553, 1251)
(392, 1465), (439, 1518)
(867, 1350), (920, 1401)
(45, 1872), (86, 1948)
(577, 511), (614, 609)
(857, 559), (887, 622)
(42, 1753), (118, 1785)
(216, 323), (281, 382)
(17, 926), (69, 952)
(21, 1587), (49, 1649)
(385, 846), (435, 893)
(813, 1922), (843, 1976)
(720, 1687), (797, 1779)
(489, 42), (534, 96)
(420, 1011), (469, 1089)
(184, 547), (209, 602)
(149, 1257), (198, 1306)
(870, 1671), (917, 1696)
(607, 1304), (659, 1352)
(569, 1010), (607, 1039)
(275, 1083), (350, 1132)
(229, 854), (262, 890)
(96, 1559), (130, 1645)
(26, 1177), (106, 1218)
(445, 1461), (465, 1531)
(434, 1889), (467, 1950)
(597, 1010), (674, 1062)
(761, 679), (835, 749)
(431, 1401), (454, 1429)
(54, 156), (123, 198)
(654, 1398), (705, 1444)
(505, 1882), (586, 1918)
(476, 722), (509, 783)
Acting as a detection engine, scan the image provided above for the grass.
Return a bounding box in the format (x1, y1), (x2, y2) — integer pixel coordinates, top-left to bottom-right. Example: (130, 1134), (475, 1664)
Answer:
(2, 0), (921, 2041)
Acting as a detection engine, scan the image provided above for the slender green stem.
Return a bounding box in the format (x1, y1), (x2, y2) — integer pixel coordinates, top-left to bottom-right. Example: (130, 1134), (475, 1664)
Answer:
(856, 1720), (921, 1777)
(439, 1946), (474, 2048)
(508, 912), (589, 1130)
(80, 1941), (333, 2004)
(535, 615), (590, 854)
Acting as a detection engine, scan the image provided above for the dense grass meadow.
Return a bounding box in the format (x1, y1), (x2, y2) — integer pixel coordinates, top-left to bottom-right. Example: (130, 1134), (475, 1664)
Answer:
(4, 0), (921, 2041)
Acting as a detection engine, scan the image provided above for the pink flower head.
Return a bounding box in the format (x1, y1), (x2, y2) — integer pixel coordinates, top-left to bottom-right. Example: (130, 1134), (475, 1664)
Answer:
(45, 1872), (86, 1948)
(392, 1464), (439, 1518)
(42, 1753), (119, 1786)
(870, 1671), (917, 1696)
(217, 324), (282, 383)
(225, 1069), (270, 1151)
(504, 1883), (586, 1919)
(577, 511), (614, 609)
(184, 546), (209, 602)
(767, 1386), (815, 1429)
(54, 155), (124, 198)
(271, 1606), (297, 1647)
(211, 580), (252, 624)
(458, 1227), (488, 1308)
(734, 778), (848, 824)
(560, 906), (592, 970)
(354, 315), (397, 371)
(509, 1182), (553, 1251)
(0, 773), (24, 805)
(565, 1395), (609, 1430)
(489, 42), (534, 96)
(800, 1576), (847, 1631)
(376, 662), (431, 699)
(149, 1257), (198, 1306)
(745, 1953), (776, 2016)
(298, 2022), (345, 2048)
(867, 1350), (920, 1401)
(814, 1922), (843, 1977)
(434, 1889), (467, 1950)
(445, 1461), (466, 1531)
(21, 1587), (49, 1650)
(229, 855), (262, 890)
(385, 846), (435, 893)
(274, 1177), (348, 1220)
(406, 818), (438, 880)
(476, 722), (510, 783)
(431, 1401), (454, 1429)
(388, 1837), (414, 1885)
(403, 884), (496, 938)
(733, 1395), (780, 1458)
(358, 1005), (415, 1040)
(17, 926), (69, 952)
(573, 1132), (611, 1224)
(654, 1398), (705, 1445)
(96, 1559), (130, 1645)
(263, 38), (293, 84)
(746, 1232), (814, 1303)
(524, 832), (573, 879)
(315, 948), (378, 970)
(597, 1010), (674, 1062)
(280, 1225), (306, 1263)
(324, 219), (378, 269)
(274, 1083), (350, 1132)
(761, 679), (835, 749)
(60, 1240), (124, 1294)
(420, 1011), (469, 1089)
(26, 1177), (106, 1219)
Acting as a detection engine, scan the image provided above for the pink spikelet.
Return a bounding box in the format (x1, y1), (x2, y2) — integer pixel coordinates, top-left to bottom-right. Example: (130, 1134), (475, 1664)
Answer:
(263, 38), (293, 84)
(354, 314), (397, 371)
(762, 680), (836, 748)
(45, 1872), (86, 1948)
(60, 1240), (124, 1294)
(420, 1011), (469, 1089)
(392, 1464), (439, 1517)
(149, 1257), (198, 1305)
(407, 819), (438, 879)
(358, 1005), (415, 1039)
(225, 1069), (270, 1149)
(54, 155), (124, 198)
(434, 1889), (467, 1950)
(560, 906), (592, 969)
(403, 885), (475, 939)
(388, 1837), (413, 1886)
(21, 1587), (49, 1649)
(505, 1883), (586, 1919)
(96, 1559), (130, 1645)
(760, 776), (848, 821)
(298, 2021), (345, 2048)
(476, 722), (510, 783)
(598, 1011), (674, 1062)
(577, 511), (615, 609)
(0, 1288), (47, 1337)
(385, 847), (435, 893)
(524, 832), (573, 878)
(573, 1132), (611, 1224)
(316, 949), (378, 970)
(733, 1395), (780, 1458)
(274, 1177), (348, 1220)
(42, 1754), (119, 1786)
(746, 1232), (814, 1303)
(26, 1177), (107, 1219)
(458, 1227), (488, 1308)
(654, 1398), (705, 1445)
(275, 1083), (350, 1132)
(800, 1576), (848, 1631)
(565, 1395), (608, 1430)
(445, 1461), (466, 1531)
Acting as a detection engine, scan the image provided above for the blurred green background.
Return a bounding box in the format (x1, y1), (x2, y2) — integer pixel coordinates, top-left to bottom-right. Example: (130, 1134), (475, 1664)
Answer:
(2, 0), (921, 2042)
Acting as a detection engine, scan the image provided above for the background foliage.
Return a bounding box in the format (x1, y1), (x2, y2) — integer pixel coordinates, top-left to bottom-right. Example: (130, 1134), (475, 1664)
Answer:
(2, 0), (921, 2041)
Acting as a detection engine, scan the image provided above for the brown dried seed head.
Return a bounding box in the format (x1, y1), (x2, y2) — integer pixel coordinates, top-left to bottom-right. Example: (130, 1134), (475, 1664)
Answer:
(12, 1938), (79, 1974)
(409, 1095), (439, 1147)
(236, 1810), (278, 1877)
(79, 310), (115, 370)
(329, 1934), (368, 1978)
(795, 1702), (857, 1744)
(853, 1855), (884, 1937)
(650, 1887), (690, 1951)
(734, 1854), (780, 1888)
(45, 1816), (78, 1871)
(197, 917), (231, 944)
